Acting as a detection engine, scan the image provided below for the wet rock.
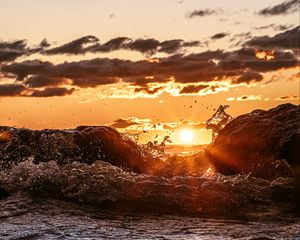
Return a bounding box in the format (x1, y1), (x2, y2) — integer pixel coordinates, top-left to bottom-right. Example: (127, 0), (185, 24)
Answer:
(0, 126), (159, 173)
(205, 104), (300, 177)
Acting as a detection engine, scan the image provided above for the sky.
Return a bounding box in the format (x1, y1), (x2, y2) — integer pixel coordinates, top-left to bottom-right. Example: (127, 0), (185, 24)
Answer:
(0, 0), (299, 145)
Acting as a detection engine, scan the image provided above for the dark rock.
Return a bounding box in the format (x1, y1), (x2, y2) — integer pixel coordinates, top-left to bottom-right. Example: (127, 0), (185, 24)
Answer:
(0, 125), (160, 173)
(205, 104), (300, 177)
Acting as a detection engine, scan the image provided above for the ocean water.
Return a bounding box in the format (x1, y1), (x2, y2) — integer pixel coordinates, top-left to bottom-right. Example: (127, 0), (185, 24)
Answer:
(1, 193), (299, 239)
(0, 158), (299, 239)
(0, 105), (299, 239)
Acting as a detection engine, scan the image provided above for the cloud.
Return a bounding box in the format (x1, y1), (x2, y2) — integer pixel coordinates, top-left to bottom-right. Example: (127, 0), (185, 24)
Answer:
(0, 84), (26, 96)
(0, 39), (51, 63)
(43, 36), (200, 56)
(39, 39), (51, 48)
(24, 75), (69, 88)
(0, 36), (199, 62)
(227, 95), (262, 101)
(274, 95), (299, 101)
(1, 42), (298, 98)
(0, 40), (28, 63)
(211, 32), (229, 40)
(15, 49), (300, 82)
(245, 26), (300, 49)
(29, 87), (75, 97)
(125, 38), (160, 56)
(186, 9), (219, 18)
(110, 117), (144, 129)
(253, 24), (295, 31)
(44, 35), (99, 55)
(258, 0), (299, 16)
(0, 82), (75, 97)
(230, 32), (252, 46)
(90, 37), (130, 53)
(179, 84), (208, 94)
(110, 117), (153, 130)
(110, 117), (206, 132)
(158, 39), (200, 54)
(233, 70), (263, 84)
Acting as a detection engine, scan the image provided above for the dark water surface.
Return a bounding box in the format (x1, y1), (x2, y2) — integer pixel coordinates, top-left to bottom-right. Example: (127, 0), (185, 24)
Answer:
(1, 193), (299, 240)
(0, 159), (299, 239)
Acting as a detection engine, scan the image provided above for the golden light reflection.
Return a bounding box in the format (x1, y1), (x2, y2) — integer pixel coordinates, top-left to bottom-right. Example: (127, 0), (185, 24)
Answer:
(255, 50), (275, 60)
(145, 58), (160, 63)
(0, 131), (12, 142)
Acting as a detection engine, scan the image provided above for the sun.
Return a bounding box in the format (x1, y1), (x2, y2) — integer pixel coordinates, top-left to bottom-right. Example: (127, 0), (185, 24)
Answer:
(180, 129), (194, 145)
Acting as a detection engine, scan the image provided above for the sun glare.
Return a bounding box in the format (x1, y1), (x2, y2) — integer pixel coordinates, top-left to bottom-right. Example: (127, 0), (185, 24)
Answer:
(180, 129), (194, 145)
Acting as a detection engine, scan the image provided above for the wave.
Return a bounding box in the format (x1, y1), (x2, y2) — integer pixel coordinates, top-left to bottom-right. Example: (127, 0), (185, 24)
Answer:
(0, 103), (299, 219)
(0, 158), (297, 219)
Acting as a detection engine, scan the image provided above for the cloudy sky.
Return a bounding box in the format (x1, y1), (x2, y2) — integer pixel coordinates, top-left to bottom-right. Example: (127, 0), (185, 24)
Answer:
(0, 0), (299, 144)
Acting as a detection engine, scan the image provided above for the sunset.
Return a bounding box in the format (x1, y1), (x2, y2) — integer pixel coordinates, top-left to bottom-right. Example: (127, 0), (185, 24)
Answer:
(0, 0), (299, 239)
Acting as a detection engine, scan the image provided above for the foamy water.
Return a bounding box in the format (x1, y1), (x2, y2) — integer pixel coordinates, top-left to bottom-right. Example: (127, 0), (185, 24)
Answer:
(0, 159), (299, 239)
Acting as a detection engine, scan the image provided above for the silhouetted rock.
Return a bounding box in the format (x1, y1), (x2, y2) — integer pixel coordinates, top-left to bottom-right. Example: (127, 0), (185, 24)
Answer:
(0, 126), (158, 173)
(205, 104), (300, 177)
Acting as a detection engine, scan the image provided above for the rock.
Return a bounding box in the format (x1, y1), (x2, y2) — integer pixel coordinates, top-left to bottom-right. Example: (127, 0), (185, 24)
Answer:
(205, 104), (300, 177)
(0, 126), (161, 173)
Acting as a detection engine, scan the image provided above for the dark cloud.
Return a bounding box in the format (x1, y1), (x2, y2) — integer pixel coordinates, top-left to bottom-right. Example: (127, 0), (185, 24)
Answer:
(1, 43), (298, 97)
(211, 32), (229, 40)
(39, 39), (51, 48)
(158, 40), (200, 54)
(3, 47), (298, 85)
(234, 71), (263, 84)
(24, 75), (68, 88)
(0, 40), (27, 50)
(126, 38), (160, 56)
(110, 117), (206, 131)
(0, 84), (26, 96)
(72, 77), (119, 88)
(7, 48), (299, 80)
(275, 95), (299, 100)
(110, 118), (139, 129)
(0, 82), (75, 97)
(179, 85), (208, 94)
(158, 40), (184, 54)
(44, 35), (99, 55)
(1, 36), (200, 60)
(0, 38), (52, 63)
(90, 37), (130, 53)
(230, 32), (252, 47)
(253, 24), (295, 31)
(186, 9), (219, 18)
(29, 87), (75, 97)
(0, 40), (28, 63)
(3, 60), (53, 80)
(245, 26), (300, 49)
(258, 0), (299, 16)
(42, 36), (199, 56)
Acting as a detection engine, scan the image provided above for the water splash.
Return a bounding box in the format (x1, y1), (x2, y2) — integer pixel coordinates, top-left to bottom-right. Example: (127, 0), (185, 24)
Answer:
(206, 105), (233, 141)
